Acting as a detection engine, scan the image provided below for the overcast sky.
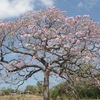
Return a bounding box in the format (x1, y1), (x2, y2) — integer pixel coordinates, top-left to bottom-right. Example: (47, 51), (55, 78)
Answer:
(0, 0), (100, 21)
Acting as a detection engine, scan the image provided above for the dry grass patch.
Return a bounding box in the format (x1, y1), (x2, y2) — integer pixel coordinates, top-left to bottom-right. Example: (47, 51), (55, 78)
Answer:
(0, 94), (43, 100)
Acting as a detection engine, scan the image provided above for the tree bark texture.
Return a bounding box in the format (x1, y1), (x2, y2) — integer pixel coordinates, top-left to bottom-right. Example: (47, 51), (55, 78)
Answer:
(43, 69), (50, 100)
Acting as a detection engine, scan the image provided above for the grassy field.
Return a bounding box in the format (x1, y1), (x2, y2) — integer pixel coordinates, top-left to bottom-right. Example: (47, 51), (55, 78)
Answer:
(0, 95), (100, 100)
(0, 94), (43, 100)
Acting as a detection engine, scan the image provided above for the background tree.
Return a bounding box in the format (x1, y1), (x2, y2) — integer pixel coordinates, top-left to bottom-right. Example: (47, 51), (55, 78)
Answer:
(50, 82), (70, 100)
(79, 85), (100, 99)
(37, 81), (43, 95)
(24, 85), (38, 95)
(50, 79), (100, 100)
(1, 88), (15, 95)
(0, 7), (100, 100)
(1, 89), (10, 95)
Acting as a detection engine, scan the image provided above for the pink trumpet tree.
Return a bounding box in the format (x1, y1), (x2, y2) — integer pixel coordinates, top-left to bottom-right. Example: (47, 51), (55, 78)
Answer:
(0, 8), (100, 100)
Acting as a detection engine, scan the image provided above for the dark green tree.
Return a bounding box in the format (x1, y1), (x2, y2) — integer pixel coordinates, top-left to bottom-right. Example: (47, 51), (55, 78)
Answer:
(37, 81), (43, 95)
(24, 85), (38, 94)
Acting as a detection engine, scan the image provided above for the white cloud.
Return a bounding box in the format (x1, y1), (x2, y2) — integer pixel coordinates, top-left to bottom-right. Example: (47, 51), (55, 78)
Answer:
(77, 0), (99, 10)
(0, 0), (55, 19)
(41, 0), (55, 6)
(0, 0), (34, 19)
(77, 2), (84, 8)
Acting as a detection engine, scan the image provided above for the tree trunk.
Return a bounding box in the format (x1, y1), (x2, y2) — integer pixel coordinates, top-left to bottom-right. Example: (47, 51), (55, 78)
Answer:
(73, 90), (80, 100)
(43, 69), (50, 100)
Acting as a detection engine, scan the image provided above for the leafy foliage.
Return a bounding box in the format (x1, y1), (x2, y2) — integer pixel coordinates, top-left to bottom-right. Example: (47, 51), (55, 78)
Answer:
(24, 85), (38, 94)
